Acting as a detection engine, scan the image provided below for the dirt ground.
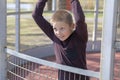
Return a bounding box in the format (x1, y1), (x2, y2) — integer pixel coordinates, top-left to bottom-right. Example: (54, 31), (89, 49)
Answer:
(8, 52), (120, 80)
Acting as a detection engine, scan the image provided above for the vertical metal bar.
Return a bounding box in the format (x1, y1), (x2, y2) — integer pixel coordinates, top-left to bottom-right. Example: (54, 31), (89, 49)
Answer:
(68, 72), (70, 80)
(0, 0), (7, 80)
(79, 75), (81, 80)
(52, 0), (56, 11)
(100, 0), (118, 80)
(15, 0), (20, 52)
(24, 60), (27, 78)
(28, 62), (31, 79)
(92, 0), (99, 50)
(73, 74), (76, 80)
(29, 62), (32, 79)
(37, 66), (40, 79)
(85, 76), (86, 80)
(18, 58), (21, 79)
(15, 57), (17, 80)
(59, 70), (61, 80)
(64, 71), (66, 80)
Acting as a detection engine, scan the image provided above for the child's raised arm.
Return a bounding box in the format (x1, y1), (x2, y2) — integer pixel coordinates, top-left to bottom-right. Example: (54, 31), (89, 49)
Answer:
(32, 0), (54, 41)
(71, 0), (88, 42)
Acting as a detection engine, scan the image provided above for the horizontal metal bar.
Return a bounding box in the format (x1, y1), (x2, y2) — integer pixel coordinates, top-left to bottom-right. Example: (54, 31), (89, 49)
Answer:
(8, 61), (56, 79)
(84, 10), (103, 13)
(8, 71), (27, 80)
(6, 48), (100, 78)
(7, 11), (32, 15)
(7, 10), (103, 16)
(8, 61), (31, 73)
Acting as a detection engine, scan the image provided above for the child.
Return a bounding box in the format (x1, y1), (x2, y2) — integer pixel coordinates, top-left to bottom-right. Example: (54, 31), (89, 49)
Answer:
(32, 0), (89, 80)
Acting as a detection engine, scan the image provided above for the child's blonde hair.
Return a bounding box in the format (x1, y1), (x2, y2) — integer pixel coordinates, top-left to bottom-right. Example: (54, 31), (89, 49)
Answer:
(50, 9), (73, 26)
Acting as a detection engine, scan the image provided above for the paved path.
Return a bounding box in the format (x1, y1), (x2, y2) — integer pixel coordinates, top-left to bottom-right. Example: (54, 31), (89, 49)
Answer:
(23, 40), (101, 58)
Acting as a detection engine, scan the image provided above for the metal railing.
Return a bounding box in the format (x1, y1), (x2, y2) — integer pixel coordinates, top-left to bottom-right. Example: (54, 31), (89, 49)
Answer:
(7, 48), (99, 80)
(3, 0), (120, 80)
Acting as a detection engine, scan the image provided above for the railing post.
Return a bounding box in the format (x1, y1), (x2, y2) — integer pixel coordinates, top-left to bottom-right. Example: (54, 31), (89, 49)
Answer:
(0, 0), (7, 80)
(100, 0), (118, 80)
(52, 0), (56, 11)
(15, 0), (20, 52)
(92, 0), (99, 50)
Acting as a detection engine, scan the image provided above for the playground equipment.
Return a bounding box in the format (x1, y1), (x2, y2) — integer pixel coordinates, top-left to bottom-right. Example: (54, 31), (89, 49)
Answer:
(0, 0), (120, 80)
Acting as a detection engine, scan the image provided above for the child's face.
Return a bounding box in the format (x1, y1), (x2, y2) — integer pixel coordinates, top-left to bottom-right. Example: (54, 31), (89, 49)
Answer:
(52, 21), (74, 41)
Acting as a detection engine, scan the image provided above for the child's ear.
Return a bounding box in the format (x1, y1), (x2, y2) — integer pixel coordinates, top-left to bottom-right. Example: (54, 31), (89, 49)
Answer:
(71, 23), (76, 30)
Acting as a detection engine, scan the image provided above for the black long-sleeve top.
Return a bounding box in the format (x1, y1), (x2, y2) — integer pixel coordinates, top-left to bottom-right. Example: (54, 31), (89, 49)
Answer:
(32, 0), (88, 69)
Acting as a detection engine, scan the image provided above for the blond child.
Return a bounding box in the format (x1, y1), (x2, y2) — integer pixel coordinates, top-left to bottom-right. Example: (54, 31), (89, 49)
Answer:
(32, 0), (89, 80)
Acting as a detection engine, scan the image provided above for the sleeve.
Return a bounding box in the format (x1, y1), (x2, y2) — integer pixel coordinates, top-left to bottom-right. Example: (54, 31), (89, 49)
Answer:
(32, 0), (54, 41)
(71, 0), (88, 42)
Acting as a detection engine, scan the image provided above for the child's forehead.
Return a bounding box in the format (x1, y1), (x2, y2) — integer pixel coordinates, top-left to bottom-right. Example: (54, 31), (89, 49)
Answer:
(52, 21), (70, 28)
(52, 21), (69, 26)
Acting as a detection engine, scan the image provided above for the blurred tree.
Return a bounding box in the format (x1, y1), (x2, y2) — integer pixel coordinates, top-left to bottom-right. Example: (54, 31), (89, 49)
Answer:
(47, 0), (52, 11)
(58, 0), (66, 9)
(87, 0), (94, 9)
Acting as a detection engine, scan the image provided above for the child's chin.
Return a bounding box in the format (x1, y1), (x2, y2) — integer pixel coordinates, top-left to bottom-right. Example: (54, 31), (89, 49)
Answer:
(59, 38), (66, 41)
(59, 39), (64, 41)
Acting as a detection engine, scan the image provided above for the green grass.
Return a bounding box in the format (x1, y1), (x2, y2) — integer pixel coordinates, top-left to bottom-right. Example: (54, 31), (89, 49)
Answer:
(7, 0), (37, 3)
(7, 12), (103, 51)
(43, 11), (103, 18)
(7, 14), (52, 51)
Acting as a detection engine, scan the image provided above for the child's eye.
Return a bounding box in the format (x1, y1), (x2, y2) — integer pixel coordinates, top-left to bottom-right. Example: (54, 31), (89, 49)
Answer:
(60, 27), (64, 30)
(53, 28), (57, 31)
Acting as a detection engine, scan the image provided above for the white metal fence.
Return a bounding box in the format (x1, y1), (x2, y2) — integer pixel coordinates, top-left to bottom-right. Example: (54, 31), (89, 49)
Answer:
(7, 48), (99, 80)
(0, 0), (120, 80)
